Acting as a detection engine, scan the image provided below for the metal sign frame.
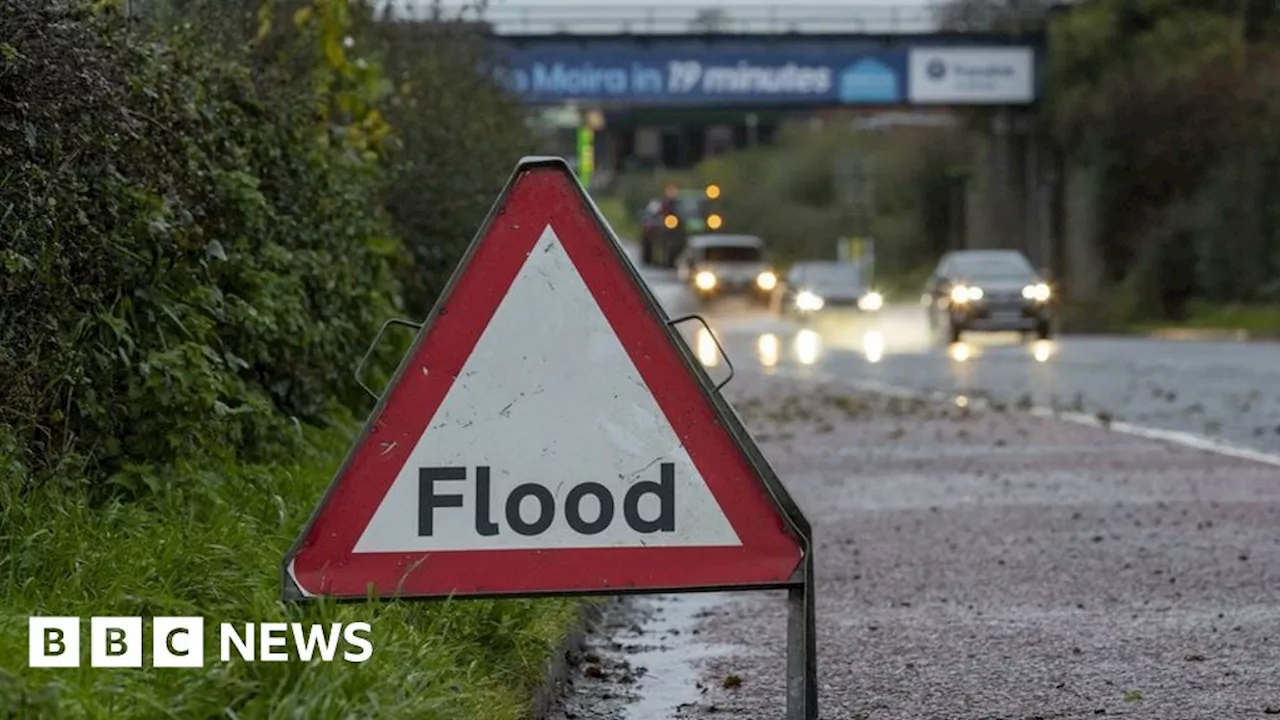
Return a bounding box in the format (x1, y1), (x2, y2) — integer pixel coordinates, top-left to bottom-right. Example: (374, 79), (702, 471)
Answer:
(281, 156), (815, 719)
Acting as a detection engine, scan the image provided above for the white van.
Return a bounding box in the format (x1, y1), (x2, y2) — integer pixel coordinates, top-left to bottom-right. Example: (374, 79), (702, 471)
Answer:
(677, 234), (778, 306)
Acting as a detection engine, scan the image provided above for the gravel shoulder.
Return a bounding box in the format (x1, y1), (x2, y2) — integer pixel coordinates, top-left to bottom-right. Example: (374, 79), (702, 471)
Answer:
(548, 372), (1280, 720)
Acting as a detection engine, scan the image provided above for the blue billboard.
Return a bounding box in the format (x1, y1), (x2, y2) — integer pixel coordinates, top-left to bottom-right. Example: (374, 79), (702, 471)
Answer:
(494, 48), (909, 106)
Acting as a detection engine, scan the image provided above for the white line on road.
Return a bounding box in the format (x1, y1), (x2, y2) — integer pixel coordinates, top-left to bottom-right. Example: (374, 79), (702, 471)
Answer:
(757, 366), (1280, 468)
(1028, 407), (1280, 468)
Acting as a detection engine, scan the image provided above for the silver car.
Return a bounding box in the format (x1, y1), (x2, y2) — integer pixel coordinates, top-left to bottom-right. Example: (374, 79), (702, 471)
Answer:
(775, 261), (884, 319)
(677, 234), (778, 306)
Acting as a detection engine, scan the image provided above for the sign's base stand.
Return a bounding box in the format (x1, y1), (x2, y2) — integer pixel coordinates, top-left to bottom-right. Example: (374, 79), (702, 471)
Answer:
(786, 550), (818, 719)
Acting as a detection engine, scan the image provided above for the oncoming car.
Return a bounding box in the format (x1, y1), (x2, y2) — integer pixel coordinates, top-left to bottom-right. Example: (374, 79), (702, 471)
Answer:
(775, 261), (883, 319)
(677, 234), (777, 306)
(923, 249), (1055, 343)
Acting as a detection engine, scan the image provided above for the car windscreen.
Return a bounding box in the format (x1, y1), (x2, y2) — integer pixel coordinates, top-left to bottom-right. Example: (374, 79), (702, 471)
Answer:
(950, 254), (1035, 281)
(701, 246), (762, 263)
(795, 265), (858, 288)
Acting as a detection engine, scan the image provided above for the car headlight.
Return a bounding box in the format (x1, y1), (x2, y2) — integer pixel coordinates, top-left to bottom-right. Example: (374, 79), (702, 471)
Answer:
(950, 285), (970, 304)
(695, 271), (717, 291)
(756, 271), (777, 291)
(795, 290), (824, 311)
(1022, 283), (1051, 302)
(858, 291), (884, 311)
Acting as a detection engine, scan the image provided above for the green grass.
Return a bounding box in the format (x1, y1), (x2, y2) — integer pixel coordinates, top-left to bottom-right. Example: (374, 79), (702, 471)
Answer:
(0, 422), (581, 719)
(1129, 302), (1280, 337)
(1179, 302), (1280, 334)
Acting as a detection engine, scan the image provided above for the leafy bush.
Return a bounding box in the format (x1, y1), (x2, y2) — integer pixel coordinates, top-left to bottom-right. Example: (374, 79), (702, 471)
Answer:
(370, 13), (536, 318)
(0, 0), (404, 485)
(0, 7), (583, 717)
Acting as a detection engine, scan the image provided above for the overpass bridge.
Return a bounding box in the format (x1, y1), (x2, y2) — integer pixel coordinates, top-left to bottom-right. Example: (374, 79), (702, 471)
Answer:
(403, 3), (1052, 109)
(467, 3), (1052, 167)
(398, 2), (1052, 36)
(382, 2), (1066, 270)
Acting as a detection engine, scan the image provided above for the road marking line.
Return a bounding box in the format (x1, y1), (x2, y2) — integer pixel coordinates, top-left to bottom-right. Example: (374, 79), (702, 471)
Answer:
(1026, 407), (1280, 468)
(753, 367), (1280, 468)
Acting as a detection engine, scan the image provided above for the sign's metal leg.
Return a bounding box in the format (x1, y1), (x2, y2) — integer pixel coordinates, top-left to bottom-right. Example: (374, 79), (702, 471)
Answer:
(786, 550), (818, 719)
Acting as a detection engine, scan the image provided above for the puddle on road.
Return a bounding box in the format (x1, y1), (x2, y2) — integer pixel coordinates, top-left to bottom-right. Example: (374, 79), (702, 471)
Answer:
(555, 592), (756, 719)
(619, 593), (746, 720)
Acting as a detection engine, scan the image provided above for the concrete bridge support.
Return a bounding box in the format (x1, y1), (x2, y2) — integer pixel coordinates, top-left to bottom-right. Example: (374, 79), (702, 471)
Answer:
(966, 107), (1061, 281)
(1061, 163), (1103, 304)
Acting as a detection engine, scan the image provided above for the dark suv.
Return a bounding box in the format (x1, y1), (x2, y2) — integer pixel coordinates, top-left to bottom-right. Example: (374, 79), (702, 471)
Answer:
(923, 250), (1055, 343)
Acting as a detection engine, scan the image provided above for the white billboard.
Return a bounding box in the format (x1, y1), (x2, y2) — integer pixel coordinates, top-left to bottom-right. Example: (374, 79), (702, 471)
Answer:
(908, 47), (1036, 104)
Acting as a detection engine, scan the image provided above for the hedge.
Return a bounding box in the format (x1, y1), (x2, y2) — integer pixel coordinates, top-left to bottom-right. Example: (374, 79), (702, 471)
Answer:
(0, 0), (530, 487)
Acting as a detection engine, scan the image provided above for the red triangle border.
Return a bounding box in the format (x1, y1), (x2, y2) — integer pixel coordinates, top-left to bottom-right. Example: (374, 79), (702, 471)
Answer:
(286, 161), (805, 599)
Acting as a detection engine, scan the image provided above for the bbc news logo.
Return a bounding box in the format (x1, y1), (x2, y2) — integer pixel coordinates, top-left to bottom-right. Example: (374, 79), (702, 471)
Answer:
(28, 617), (373, 668)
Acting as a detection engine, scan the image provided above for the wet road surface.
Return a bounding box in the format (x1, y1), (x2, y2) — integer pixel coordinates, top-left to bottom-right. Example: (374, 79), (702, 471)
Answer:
(678, 294), (1280, 458)
(548, 253), (1280, 719)
(619, 248), (1280, 458)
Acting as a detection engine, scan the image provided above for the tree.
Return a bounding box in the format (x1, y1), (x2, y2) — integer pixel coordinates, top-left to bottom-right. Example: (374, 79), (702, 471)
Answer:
(935, 0), (1057, 33)
(1042, 0), (1280, 318)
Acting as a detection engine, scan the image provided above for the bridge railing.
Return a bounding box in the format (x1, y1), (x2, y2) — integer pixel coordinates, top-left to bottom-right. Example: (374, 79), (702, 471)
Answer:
(378, 2), (1057, 36)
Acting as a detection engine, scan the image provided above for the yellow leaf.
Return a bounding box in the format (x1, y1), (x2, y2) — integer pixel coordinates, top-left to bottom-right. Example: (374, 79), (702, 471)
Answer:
(90, 0), (122, 14)
(323, 33), (346, 68)
(254, 0), (275, 44)
(254, 18), (273, 43)
(293, 7), (312, 27)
